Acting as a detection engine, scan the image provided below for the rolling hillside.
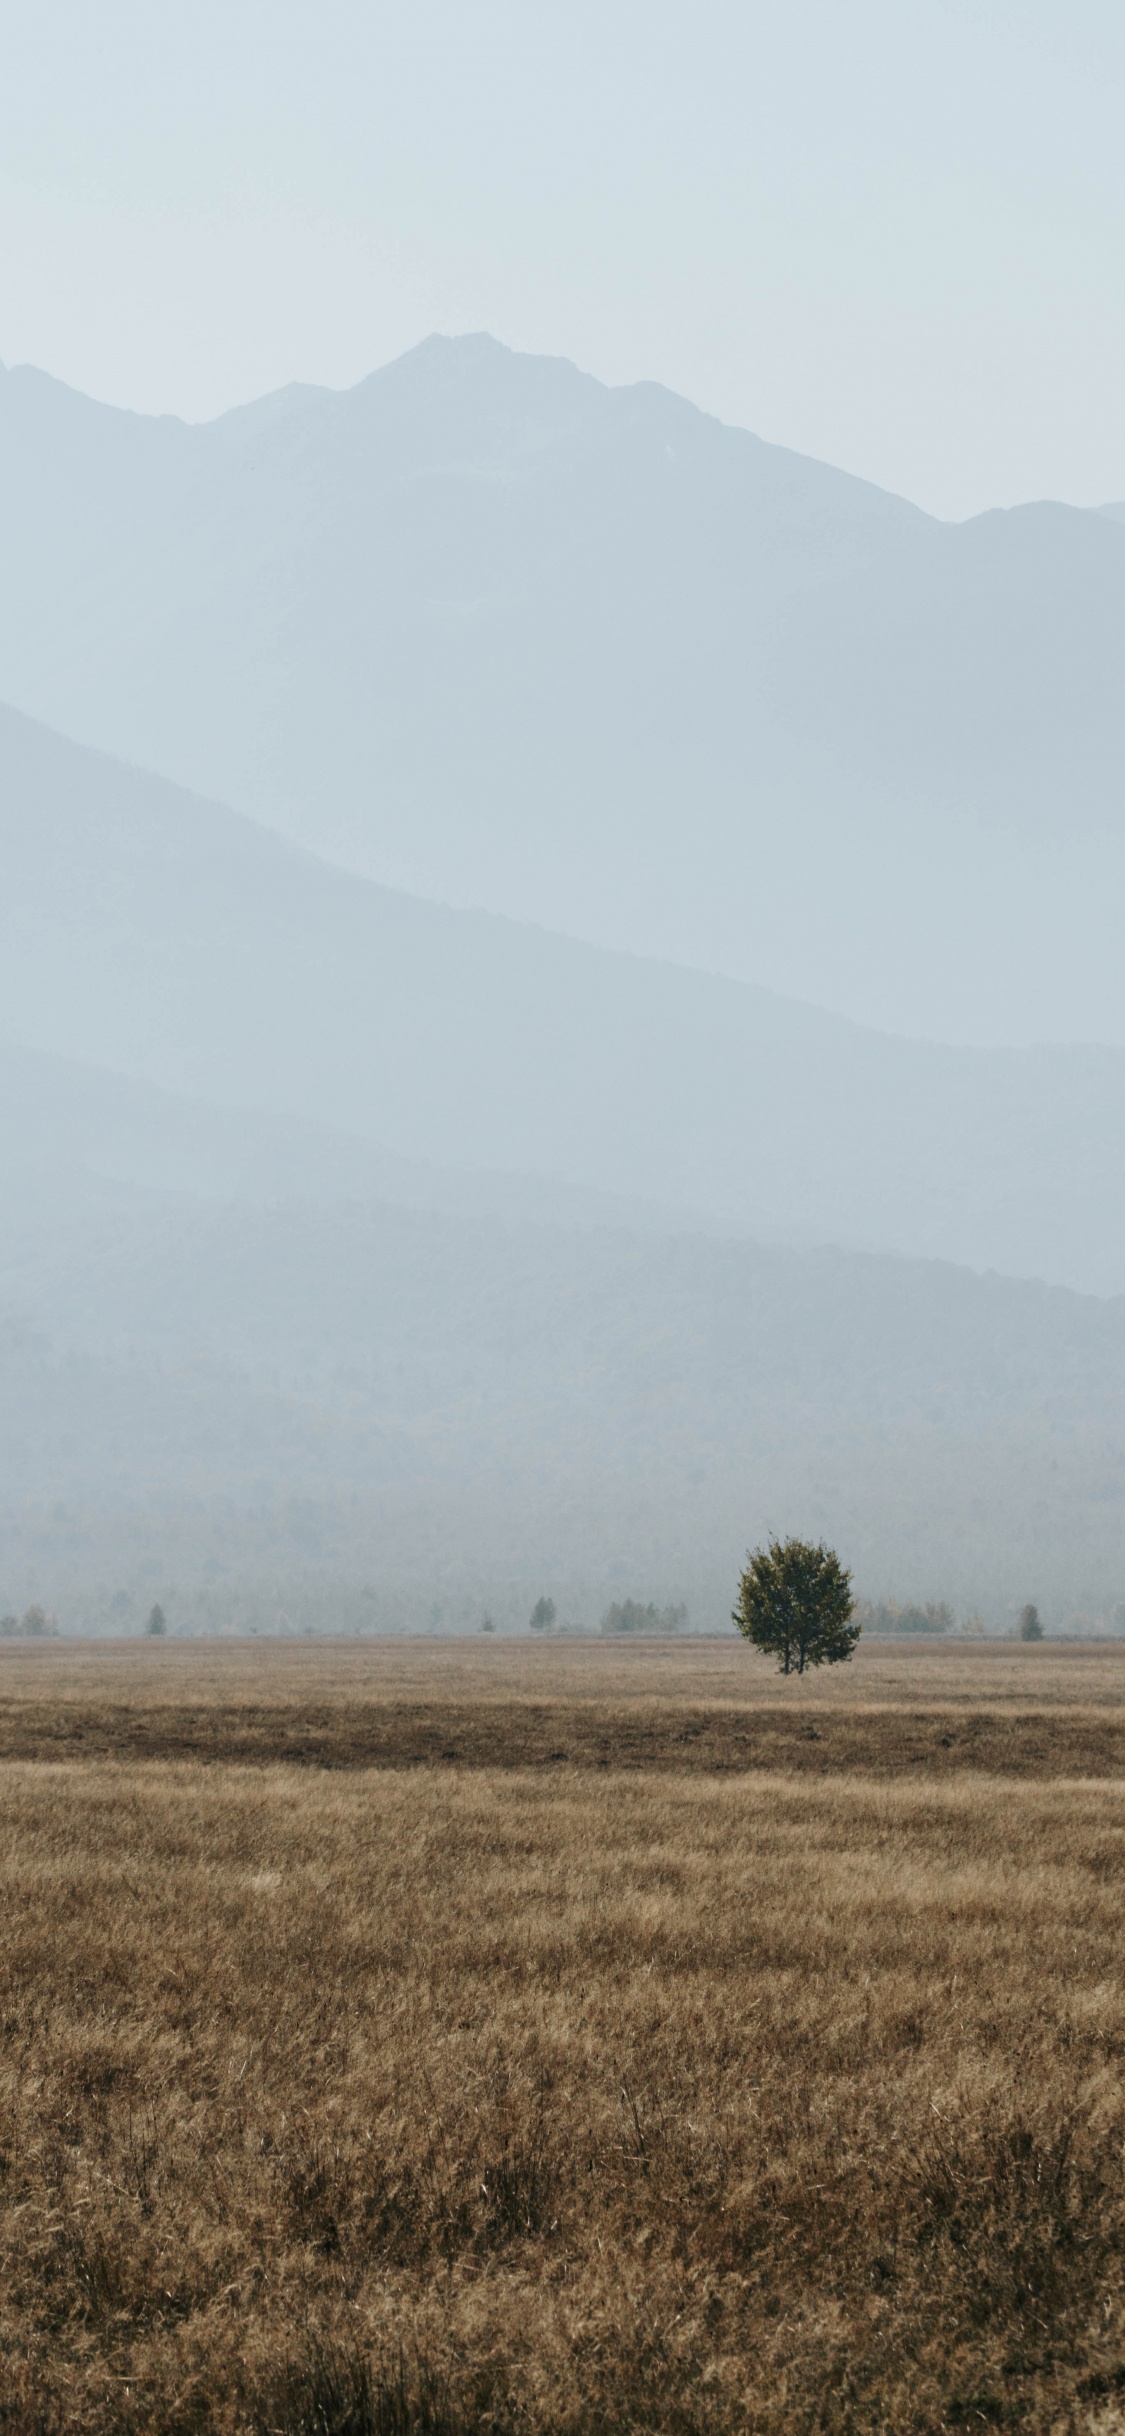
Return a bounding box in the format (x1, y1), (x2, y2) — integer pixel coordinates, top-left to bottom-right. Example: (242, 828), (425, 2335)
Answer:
(4, 1177), (1125, 1626)
(4, 703), (1125, 1293)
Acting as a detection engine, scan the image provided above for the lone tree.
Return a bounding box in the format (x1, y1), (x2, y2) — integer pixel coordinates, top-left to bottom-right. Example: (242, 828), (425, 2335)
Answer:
(733, 1537), (859, 1676)
(144, 1604), (167, 1637)
(1018, 1603), (1044, 1642)
(528, 1596), (556, 1633)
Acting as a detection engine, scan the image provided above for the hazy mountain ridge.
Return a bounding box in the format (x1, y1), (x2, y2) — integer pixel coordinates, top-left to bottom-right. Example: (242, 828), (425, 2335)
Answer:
(4, 701), (1125, 1293)
(0, 1037), (712, 1236)
(2, 336), (1124, 1039)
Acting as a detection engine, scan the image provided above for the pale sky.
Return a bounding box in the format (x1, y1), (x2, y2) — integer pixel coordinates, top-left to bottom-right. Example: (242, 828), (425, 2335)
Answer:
(2, 0), (1124, 520)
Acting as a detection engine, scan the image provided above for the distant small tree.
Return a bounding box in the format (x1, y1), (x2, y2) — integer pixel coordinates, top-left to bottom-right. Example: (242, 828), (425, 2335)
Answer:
(528, 1597), (556, 1632)
(20, 1605), (53, 1638)
(480, 1613), (496, 1633)
(1018, 1603), (1044, 1642)
(733, 1538), (859, 1676)
(145, 1604), (167, 1637)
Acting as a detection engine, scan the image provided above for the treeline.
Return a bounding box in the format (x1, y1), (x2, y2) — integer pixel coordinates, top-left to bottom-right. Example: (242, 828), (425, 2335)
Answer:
(857, 1600), (954, 1636)
(527, 1596), (690, 1635)
(0, 1606), (58, 1638)
(600, 1600), (688, 1636)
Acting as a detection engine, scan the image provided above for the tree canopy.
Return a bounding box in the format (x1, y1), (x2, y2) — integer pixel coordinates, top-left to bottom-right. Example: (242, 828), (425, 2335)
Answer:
(733, 1538), (859, 1676)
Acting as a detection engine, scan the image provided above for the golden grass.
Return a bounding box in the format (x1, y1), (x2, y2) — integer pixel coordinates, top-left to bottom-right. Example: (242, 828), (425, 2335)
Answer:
(4, 1645), (1125, 2430)
(6, 1633), (1125, 1710)
(3, 1637), (1125, 1777)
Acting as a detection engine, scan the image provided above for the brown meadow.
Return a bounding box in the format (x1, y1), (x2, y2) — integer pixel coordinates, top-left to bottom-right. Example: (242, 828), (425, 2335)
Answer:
(3, 1640), (1125, 2432)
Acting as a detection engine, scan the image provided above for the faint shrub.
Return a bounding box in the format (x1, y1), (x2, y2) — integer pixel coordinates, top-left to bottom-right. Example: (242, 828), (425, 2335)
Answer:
(144, 1603), (167, 1637)
(1019, 1603), (1044, 1641)
(528, 1598), (556, 1632)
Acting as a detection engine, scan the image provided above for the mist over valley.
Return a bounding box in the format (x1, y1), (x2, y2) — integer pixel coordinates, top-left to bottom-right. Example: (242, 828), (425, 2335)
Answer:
(2, 341), (1124, 1632)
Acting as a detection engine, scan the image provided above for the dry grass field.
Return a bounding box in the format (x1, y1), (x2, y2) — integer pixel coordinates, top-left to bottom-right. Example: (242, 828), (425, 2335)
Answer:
(4, 1640), (1125, 2432)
